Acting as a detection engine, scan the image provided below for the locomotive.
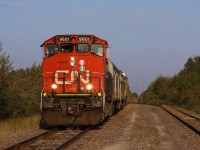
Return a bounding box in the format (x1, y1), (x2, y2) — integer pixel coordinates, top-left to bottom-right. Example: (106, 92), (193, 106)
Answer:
(40, 34), (128, 128)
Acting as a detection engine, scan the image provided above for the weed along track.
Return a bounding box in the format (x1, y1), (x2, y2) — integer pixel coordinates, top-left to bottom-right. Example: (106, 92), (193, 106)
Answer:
(4, 127), (89, 150)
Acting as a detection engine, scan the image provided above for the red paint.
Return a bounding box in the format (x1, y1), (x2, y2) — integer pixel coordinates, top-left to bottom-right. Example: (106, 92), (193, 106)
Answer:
(41, 35), (108, 94)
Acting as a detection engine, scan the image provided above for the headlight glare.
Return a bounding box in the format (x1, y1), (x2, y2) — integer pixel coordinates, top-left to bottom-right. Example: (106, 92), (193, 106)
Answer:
(52, 84), (57, 89)
(86, 84), (92, 90)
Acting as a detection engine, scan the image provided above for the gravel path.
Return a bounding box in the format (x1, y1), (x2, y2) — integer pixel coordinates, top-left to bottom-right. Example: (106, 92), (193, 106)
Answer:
(67, 104), (200, 150)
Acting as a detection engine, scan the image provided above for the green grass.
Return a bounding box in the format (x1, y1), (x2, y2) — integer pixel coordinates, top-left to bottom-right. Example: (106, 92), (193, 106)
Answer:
(0, 114), (41, 136)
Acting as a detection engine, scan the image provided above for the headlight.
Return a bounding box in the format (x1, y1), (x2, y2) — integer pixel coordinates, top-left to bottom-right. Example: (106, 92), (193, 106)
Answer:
(86, 84), (92, 90)
(70, 57), (75, 66)
(71, 57), (75, 61)
(52, 84), (57, 89)
(70, 61), (75, 66)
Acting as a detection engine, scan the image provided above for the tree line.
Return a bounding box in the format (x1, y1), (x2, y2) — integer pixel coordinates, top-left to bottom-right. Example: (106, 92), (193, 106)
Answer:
(0, 45), (42, 119)
(3, 42), (199, 119)
(0, 44), (136, 120)
(140, 56), (200, 114)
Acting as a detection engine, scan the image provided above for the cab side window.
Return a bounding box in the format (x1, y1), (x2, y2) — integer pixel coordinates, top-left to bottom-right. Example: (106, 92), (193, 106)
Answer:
(46, 45), (58, 57)
(91, 44), (104, 57)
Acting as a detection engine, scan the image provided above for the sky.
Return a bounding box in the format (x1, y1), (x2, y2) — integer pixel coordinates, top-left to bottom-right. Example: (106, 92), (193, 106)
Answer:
(0, 0), (200, 95)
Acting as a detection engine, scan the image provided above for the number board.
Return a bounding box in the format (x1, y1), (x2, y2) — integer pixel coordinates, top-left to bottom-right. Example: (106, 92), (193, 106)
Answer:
(78, 36), (91, 42)
(58, 36), (72, 42)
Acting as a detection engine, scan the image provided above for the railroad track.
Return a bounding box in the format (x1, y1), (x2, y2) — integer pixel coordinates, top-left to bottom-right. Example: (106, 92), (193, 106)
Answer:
(127, 101), (200, 136)
(4, 127), (90, 150)
(169, 106), (200, 121)
(161, 105), (200, 136)
(4, 103), (199, 149)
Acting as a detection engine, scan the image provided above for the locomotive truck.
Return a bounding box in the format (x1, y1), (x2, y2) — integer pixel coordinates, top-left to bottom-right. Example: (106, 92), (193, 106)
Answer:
(40, 34), (128, 128)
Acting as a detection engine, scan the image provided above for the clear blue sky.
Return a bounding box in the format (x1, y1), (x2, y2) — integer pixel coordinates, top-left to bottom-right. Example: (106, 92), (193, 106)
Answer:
(1, 0), (200, 95)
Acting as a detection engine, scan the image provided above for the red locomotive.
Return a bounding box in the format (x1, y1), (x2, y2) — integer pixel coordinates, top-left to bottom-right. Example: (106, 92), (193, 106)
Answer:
(40, 34), (128, 128)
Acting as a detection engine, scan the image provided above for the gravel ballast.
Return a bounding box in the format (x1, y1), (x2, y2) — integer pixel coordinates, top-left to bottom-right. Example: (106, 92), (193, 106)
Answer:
(67, 104), (200, 150)
(1, 104), (200, 149)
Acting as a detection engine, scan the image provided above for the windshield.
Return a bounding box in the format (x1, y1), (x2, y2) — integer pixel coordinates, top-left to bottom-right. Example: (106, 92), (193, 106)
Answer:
(46, 45), (58, 57)
(60, 44), (74, 53)
(91, 44), (104, 57)
(77, 44), (89, 52)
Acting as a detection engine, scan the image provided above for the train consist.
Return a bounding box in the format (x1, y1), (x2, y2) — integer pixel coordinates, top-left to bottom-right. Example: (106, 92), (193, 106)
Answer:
(40, 34), (128, 128)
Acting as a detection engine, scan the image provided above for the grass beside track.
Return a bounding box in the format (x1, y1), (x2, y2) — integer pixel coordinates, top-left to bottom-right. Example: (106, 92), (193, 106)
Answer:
(0, 114), (40, 136)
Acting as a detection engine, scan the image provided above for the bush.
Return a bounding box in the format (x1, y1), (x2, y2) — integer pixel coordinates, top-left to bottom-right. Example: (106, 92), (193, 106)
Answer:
(6, 65), (42, 117)
(141, 56), (200, 114)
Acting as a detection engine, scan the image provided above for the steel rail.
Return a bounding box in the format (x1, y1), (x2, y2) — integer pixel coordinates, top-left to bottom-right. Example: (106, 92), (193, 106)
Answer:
(127, 102), (200, 136)
(161, 106), (200, 136)
(55, 127), (90, 150)
(4, 127), (90, 150)
(4, 129), (57, 150)
(170, 106), (200, 121)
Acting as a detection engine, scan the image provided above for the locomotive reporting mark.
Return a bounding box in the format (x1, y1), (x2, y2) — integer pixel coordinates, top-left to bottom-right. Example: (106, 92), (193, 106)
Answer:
(58, 36), (72, 42)
(54, 70), (90, 84)
(78, 36), (91, 42)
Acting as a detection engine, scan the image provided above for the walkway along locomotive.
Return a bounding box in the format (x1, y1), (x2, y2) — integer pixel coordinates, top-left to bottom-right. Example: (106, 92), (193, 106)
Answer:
(40, 34), (128, 128)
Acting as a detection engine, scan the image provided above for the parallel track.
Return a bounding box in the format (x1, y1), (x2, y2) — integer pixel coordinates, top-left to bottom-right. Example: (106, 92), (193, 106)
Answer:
(161, 105), (200, 136)
(169, 106), (200, 121)
(128, 101), (200, 136)
(4, 127), (89, 150)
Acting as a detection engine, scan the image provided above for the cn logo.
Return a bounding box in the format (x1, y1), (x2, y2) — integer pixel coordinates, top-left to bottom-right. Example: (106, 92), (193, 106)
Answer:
(55, 70), (89, 84)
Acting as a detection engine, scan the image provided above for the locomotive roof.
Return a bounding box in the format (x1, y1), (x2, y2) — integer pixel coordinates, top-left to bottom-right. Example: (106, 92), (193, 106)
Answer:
(40, 34), (108, 47)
